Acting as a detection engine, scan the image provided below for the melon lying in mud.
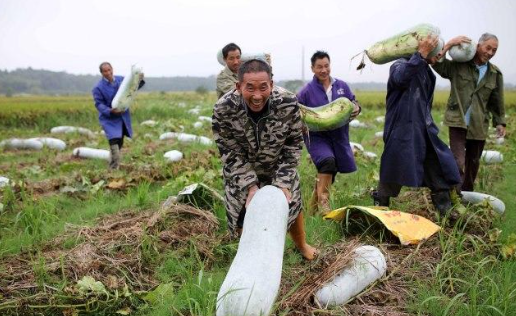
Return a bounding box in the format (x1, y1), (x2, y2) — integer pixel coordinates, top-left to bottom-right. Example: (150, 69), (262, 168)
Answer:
(299, 98), (354, 132)
(163, 150), (183, 162)
(461, 191), (505, 214)
(198, 116), (213, 123)
(216, 186), (289, 316)
(27, 137), (66, 150)
(0, 176), (10, 188)
(349, 120), (367, 128)
(481, 150), (503, 164)
(0, 138), (44, 150)
(72, 147), (110, 161)
(140, 120), (157, 127)
(112, 65), (143, 111)
(193, 122), (203, 129)
(315, 245), (387, 307)
(50, 126), (94, 137)
(159, 132), (213, 145)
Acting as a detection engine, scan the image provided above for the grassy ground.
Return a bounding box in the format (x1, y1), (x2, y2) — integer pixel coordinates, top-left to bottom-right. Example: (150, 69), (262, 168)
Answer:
(0, 91), (515, 315)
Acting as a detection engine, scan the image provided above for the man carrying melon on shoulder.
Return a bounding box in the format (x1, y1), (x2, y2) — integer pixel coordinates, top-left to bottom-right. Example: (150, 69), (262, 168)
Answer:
(297, 51), (361, 215)
(432, 33), (506, 192)
(372, 35), (461, 217)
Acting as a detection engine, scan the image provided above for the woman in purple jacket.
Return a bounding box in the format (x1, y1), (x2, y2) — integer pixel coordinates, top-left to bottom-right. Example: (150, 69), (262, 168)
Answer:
(92, 62), (144, 170)
(297, 51), (361, 213)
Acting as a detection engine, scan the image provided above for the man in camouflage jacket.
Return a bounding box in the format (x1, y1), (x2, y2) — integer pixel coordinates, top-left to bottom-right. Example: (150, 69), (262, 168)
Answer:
(212, 59), (317, 260)
(433, 33), (506, 191)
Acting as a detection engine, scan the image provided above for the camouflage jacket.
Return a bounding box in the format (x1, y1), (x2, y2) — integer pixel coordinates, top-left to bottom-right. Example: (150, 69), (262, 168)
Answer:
(216, 66), (238, 99)
(432, 59), (505, 140)
(212, 86), (303, 193)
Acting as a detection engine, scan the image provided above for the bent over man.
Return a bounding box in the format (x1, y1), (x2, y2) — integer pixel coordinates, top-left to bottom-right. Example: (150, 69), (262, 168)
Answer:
(212, 59), (317, 260)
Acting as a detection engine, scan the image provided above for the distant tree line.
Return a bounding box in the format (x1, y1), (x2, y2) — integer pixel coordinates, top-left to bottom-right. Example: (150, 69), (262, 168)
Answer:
(0, 68), (217, 95)
(2, 67), (515, 96)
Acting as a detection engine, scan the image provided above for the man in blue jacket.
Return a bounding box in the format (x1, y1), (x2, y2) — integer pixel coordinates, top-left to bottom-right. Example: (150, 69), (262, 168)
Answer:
(373, 36), (461, 216)
(92, 62), (145, 169)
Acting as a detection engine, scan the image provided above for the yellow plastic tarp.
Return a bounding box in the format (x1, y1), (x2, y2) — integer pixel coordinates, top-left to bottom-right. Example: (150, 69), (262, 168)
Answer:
(324, 205), (440, 245)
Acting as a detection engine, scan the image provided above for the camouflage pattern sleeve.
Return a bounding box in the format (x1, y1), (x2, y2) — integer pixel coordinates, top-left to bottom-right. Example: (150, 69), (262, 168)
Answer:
(271, 99), (303, 189)
(212, 100), (259, 191)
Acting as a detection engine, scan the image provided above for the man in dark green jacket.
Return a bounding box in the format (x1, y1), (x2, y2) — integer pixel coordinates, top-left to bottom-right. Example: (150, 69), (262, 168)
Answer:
(216, 43), (241, 99)
(433, 33), (506, 191)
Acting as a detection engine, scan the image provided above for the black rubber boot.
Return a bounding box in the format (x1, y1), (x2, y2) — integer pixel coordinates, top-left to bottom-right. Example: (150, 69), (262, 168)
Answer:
(109, 144), (121, 170)
(431, 191), (453, 216)
(372, 191), (390, 207)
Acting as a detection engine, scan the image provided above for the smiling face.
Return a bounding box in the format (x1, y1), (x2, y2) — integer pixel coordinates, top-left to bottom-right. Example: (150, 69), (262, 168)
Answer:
(100, 64), (114, 82)
(474, 38), (498, 65)
(312, 57), (331, 84)
(237, 71), (273, 112)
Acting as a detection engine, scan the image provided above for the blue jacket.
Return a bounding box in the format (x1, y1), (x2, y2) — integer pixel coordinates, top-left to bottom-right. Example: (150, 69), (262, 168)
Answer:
(380, 53), (460, 187)
(297, 76), (357, 173)
(92, 76), (144, 140)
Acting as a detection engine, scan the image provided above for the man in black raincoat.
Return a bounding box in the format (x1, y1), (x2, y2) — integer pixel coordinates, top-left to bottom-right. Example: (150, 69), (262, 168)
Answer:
(373, 35), (461, 216)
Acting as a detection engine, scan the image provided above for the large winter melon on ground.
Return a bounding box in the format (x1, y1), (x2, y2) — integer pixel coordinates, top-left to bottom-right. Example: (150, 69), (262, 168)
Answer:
(216, 186), (289, 316)
(315, 245), (387, 307)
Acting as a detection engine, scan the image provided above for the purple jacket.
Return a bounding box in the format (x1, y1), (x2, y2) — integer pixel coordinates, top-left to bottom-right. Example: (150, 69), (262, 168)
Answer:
(92, 76), (133, 140)
(297, 76), (357, 173)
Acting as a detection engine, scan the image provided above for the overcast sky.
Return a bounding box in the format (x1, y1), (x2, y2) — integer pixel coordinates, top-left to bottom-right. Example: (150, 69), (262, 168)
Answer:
(1, 0), (515, 84)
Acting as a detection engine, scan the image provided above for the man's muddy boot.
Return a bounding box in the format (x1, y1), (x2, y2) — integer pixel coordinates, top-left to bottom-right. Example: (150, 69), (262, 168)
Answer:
(109, 144), (121, 170)
(431, 191), (453, 217)
(372, 191), (390, 207)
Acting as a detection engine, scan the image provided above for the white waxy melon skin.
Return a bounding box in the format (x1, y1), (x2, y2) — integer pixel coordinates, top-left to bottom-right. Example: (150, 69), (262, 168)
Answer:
(216, 186), (289, 316)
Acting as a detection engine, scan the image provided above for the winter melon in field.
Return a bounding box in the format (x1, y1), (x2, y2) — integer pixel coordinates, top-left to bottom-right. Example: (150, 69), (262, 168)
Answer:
(72, 147), (110, 161)
(216, 186), (289, 316)
(28, 137), (66, 151)
(112, 65), (143, 111)
(481, 150), (503, 164)
(0, 138), (43, 150)
(315, 245), (387, 307)
(50, 126), (94, 137)
(159, 132), (212, 145)
(461, 191), (505, 214)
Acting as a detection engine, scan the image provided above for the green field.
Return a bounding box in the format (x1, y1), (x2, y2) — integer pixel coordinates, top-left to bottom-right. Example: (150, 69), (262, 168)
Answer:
(0, 91), (515, 315)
